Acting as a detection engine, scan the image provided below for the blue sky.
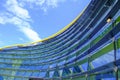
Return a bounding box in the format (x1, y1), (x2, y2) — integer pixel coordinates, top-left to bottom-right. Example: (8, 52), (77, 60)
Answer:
(0, 0), (90, 48)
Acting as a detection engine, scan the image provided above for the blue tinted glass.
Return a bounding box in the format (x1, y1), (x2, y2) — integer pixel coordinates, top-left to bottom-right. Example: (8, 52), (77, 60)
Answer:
(50, 71), (54, 78)
(0, 76), (3, 80)
(32, 72), (39, 77)
(81, 62), (88, 71)
(92, 51), (114, 68)
(50, 63), (56, 68)
(103, 78), (116, 80)
(117, 49), (120, 60)
(39, 72), (46, 78)
(42, 65), (49, 69)
(24, 72), (32, 76)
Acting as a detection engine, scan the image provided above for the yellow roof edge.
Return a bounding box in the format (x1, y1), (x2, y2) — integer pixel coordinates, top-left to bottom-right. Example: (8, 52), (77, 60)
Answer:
(0, 6), (88, 50)
(42, 6), (86, 41)
(0, 40), (43, 50)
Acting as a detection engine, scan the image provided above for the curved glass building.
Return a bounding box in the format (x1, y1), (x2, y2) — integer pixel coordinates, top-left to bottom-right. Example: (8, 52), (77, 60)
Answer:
(0, 0), (120, 80)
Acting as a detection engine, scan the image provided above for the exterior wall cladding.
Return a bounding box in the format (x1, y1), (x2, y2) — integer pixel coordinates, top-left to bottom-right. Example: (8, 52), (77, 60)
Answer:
(0, 0), (120, 80)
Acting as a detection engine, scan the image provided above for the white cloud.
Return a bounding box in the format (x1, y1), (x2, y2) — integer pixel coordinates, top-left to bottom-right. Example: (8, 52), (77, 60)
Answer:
(0, 0), (41, 41)
(18, 0), (66, 12)
(0, 17), (4, 24)
(20, 27), (40, 41)
(0, 14), (41, 41)
(6, 0), (30, 20)
(0, 0), (69, 41)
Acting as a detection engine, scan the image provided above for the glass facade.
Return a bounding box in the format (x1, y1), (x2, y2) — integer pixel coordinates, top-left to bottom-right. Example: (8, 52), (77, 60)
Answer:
(0, 0), (120, 80)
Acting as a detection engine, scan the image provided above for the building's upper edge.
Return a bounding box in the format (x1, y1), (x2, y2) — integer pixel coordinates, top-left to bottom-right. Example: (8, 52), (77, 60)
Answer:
(0, 3), (90, 50)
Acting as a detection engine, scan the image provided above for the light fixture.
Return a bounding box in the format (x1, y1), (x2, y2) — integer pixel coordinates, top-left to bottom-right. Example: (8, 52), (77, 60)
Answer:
(107, 17), (112, 23)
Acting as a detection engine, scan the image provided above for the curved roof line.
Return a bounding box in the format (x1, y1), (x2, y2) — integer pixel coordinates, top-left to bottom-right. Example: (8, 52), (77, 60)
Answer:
(41, 7), (87, 42)
(0, 6), (88, 50)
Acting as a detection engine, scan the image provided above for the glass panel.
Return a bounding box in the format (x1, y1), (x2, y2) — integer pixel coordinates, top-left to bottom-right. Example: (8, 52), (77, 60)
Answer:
(16, 71), (25, 76)
(42, 65), (49, 69)
(0, 76), (3, 80)
(117, 49), (120, 60)
(3, 76), (8, 80)
(81, 62), (88, 72)
(32, 71), (39, 77)
(24, 71), (32, 77)
(67, 56), (76, 63)
(30, 66), (36, 70)
(58, 60), (66, 66)
(118, 70), (120, 79)
(39, 72), (46, 78)
(49, 63), (56, 68)
(14, 77), (23, 80)
(103, 78), (116, 80)
(50, 71), (54, 78)
(59, 70), (63, 77)
(92, 50), (114, 68)
(53, 70), (59, 77)
(73, 66), (81, 73)
(35, 65), (43, 70)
